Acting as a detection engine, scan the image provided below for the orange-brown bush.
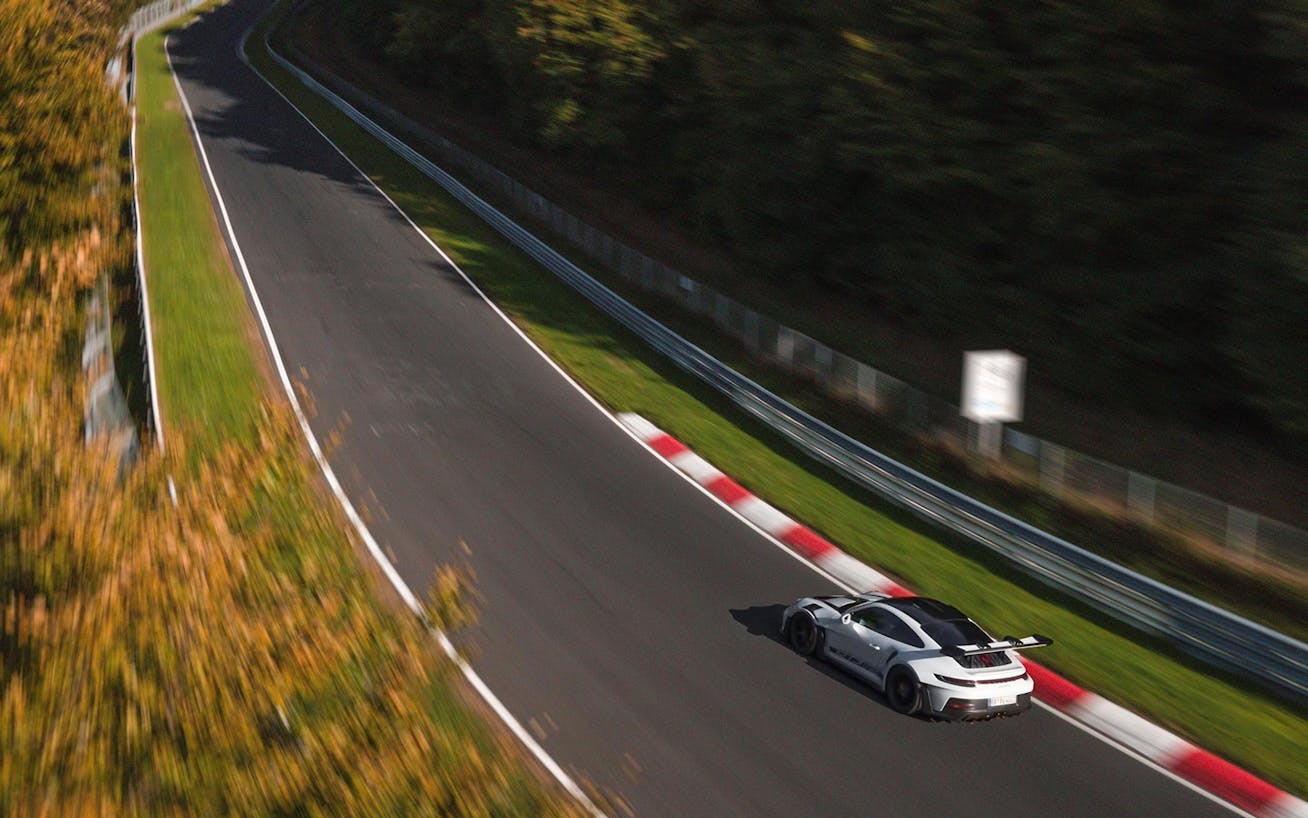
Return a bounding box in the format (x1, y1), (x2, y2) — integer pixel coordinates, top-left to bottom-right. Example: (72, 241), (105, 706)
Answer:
(1, 240), (585, 816)
(0, 3), (586, 815)
(0, 0), (132, 254)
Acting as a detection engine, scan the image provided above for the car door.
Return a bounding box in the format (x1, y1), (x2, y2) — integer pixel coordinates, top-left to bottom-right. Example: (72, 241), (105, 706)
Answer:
(823, 604), (899, 685)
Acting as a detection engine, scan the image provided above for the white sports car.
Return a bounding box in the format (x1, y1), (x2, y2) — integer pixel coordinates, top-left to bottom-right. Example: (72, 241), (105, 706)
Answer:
(781, 592), (1051, 720)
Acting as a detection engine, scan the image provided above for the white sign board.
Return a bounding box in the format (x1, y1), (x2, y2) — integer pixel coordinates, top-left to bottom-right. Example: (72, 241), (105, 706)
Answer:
(962, 350), (1025, 423)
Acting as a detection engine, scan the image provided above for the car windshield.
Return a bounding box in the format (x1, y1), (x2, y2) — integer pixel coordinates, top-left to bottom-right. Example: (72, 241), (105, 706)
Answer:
(922, 619), (990, 647)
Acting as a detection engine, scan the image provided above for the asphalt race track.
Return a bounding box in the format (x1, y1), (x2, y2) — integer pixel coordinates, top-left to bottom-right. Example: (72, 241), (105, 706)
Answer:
(165, 2), (1234, 815)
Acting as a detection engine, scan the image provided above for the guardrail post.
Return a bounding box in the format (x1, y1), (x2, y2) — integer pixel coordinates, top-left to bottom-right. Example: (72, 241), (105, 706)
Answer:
(776, 326), (794, 363)
(599, 234), (613, 269)
(1225, 507), (1259, 555)
(677, 275), (696, 308)
(743, 309), (760, 351)
(1127, 472), (1156, 522)
(265, 35), (1308, 701)
(713, 292), (729, 328)
(814, 343), (833, 385)
(619, 245), (636, 279)
(856, 363), (878, 412)
(906, 389), (928, 431)
(1039, 442), (1066, 496)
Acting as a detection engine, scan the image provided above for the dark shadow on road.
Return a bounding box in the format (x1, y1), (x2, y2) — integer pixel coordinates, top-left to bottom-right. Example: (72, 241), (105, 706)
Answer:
(161, 0), (408, 226)
(730, 604), (787, 643)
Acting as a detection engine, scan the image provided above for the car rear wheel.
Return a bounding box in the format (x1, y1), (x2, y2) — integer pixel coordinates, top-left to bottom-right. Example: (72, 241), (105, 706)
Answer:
(787, 612), (822, 656)
(885, 665), (922, 715)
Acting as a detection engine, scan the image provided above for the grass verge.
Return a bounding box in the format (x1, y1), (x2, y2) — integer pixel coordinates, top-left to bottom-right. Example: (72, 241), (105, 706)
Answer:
(284, 0), (1308, 632)
(288, 0), (1308, 634)
(136, 20), (263, 451)
(247, 0), (1308, 796)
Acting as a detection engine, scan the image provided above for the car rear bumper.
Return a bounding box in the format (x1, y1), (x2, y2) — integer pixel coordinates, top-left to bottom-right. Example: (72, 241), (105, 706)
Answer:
(928, 691), (1033, 721)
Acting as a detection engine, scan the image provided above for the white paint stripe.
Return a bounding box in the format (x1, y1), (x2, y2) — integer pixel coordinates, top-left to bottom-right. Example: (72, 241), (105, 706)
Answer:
(813, 552), (897, 594)
(1263, 793), (1308, 818)
(169, 36), (423, 613)
(130, 35), (165, 451)
(731, 495), (797, 536)
(245, 24), (1275, 815)
(171, 31), (604, 817)
(618, 420), (1255, 817)
(1068, 696), (1194, 767)
(616, 412), (662, 442)
(668, 450), (724, 485)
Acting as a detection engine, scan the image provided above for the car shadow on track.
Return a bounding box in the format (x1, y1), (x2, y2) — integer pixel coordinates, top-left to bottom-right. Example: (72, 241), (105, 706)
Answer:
(729, 604), (939, 722)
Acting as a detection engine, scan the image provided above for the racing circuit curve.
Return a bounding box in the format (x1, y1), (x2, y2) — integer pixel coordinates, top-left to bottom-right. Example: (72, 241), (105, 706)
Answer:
(162, 1), (1245, 814)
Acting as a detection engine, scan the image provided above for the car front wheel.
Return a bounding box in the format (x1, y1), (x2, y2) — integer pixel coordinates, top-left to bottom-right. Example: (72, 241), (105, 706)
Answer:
(885, 665), (922, 715)
(787, 612), (823, 656)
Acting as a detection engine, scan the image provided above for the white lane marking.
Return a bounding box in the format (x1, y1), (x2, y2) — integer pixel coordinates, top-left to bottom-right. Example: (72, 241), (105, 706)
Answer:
(1265, 792), (1308, 818)
(236, 21), (1259, 818)
(622, 410), (1256, 817)
(131, 44), (166, 451)
(239, 22), (860, 600)
(167, 29), (604, 817)
(615, 412), (662, 442)
(730, 495), (798, 537)
(667, 450), (724, 485)
(812, 552), (897, 595)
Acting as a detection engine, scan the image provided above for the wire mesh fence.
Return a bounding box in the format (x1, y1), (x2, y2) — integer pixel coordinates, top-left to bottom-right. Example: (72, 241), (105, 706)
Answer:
(284, 42), (1308, 575)
(272, 34), (1308, 699)
(126, 0), (207, 36)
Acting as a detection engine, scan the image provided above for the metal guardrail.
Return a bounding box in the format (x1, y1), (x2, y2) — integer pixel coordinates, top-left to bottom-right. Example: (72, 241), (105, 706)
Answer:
(263, 33), (1308, 703)
(125, 0), (208, 38)
(279, 45), (1308, 573)
(113, 0), (207, 449)
(82, 277), (140, 467)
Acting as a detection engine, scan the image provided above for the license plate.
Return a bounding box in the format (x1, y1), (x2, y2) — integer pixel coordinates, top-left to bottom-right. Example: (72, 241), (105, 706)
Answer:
(990, 695), (1017, 707)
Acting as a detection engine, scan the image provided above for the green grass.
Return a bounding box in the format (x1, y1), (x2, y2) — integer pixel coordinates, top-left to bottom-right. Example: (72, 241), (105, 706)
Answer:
(283, 0), (1308, 638)
(285, 16), (1308, 637)
(248, 1), (1308, 797)
(136, 23), (263, 452)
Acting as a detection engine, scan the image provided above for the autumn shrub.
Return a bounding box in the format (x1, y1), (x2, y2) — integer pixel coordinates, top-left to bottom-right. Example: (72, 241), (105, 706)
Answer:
(0, 3), (586, 814)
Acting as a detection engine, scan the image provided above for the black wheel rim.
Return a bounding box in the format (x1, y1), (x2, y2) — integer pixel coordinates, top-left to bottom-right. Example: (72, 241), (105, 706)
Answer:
(793, 616), (815, 652)
(890, 673), (914, 709)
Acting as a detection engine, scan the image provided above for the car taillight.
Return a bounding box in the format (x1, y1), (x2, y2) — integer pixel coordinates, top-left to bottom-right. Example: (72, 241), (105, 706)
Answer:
(934, 674), (976, 687)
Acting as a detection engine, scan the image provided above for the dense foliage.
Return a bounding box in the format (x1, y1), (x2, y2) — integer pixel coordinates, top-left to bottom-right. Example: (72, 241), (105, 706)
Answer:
(340, 0), (1308, 438)
(0, 2), (585, 813)
(0, 0), (133, 254)
(0, 244), (583, 816)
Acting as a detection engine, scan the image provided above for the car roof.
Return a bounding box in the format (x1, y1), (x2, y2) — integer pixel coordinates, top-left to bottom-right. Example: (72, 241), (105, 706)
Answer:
(877, 596), (969, 625)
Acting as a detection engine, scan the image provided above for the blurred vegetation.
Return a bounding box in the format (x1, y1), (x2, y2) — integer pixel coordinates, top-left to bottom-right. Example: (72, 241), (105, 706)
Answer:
(0, 268), (582, 814)
(0, 0), (131, 256)
(339, 0), (1308, 441)
(0, 2), (588, 814)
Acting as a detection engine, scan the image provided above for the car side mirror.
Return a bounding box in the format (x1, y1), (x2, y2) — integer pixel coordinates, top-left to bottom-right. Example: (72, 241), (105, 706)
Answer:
(841, 614), (852, 625)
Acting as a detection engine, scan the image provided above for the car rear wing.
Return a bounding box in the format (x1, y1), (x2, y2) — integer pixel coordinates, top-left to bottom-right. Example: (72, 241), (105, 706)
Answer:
(940, 634), (1052, 657)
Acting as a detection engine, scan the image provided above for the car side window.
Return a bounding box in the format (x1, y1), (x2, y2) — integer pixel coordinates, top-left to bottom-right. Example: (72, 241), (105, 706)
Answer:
(854, 608), (924, 648)
(849, 606), (884, 631)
